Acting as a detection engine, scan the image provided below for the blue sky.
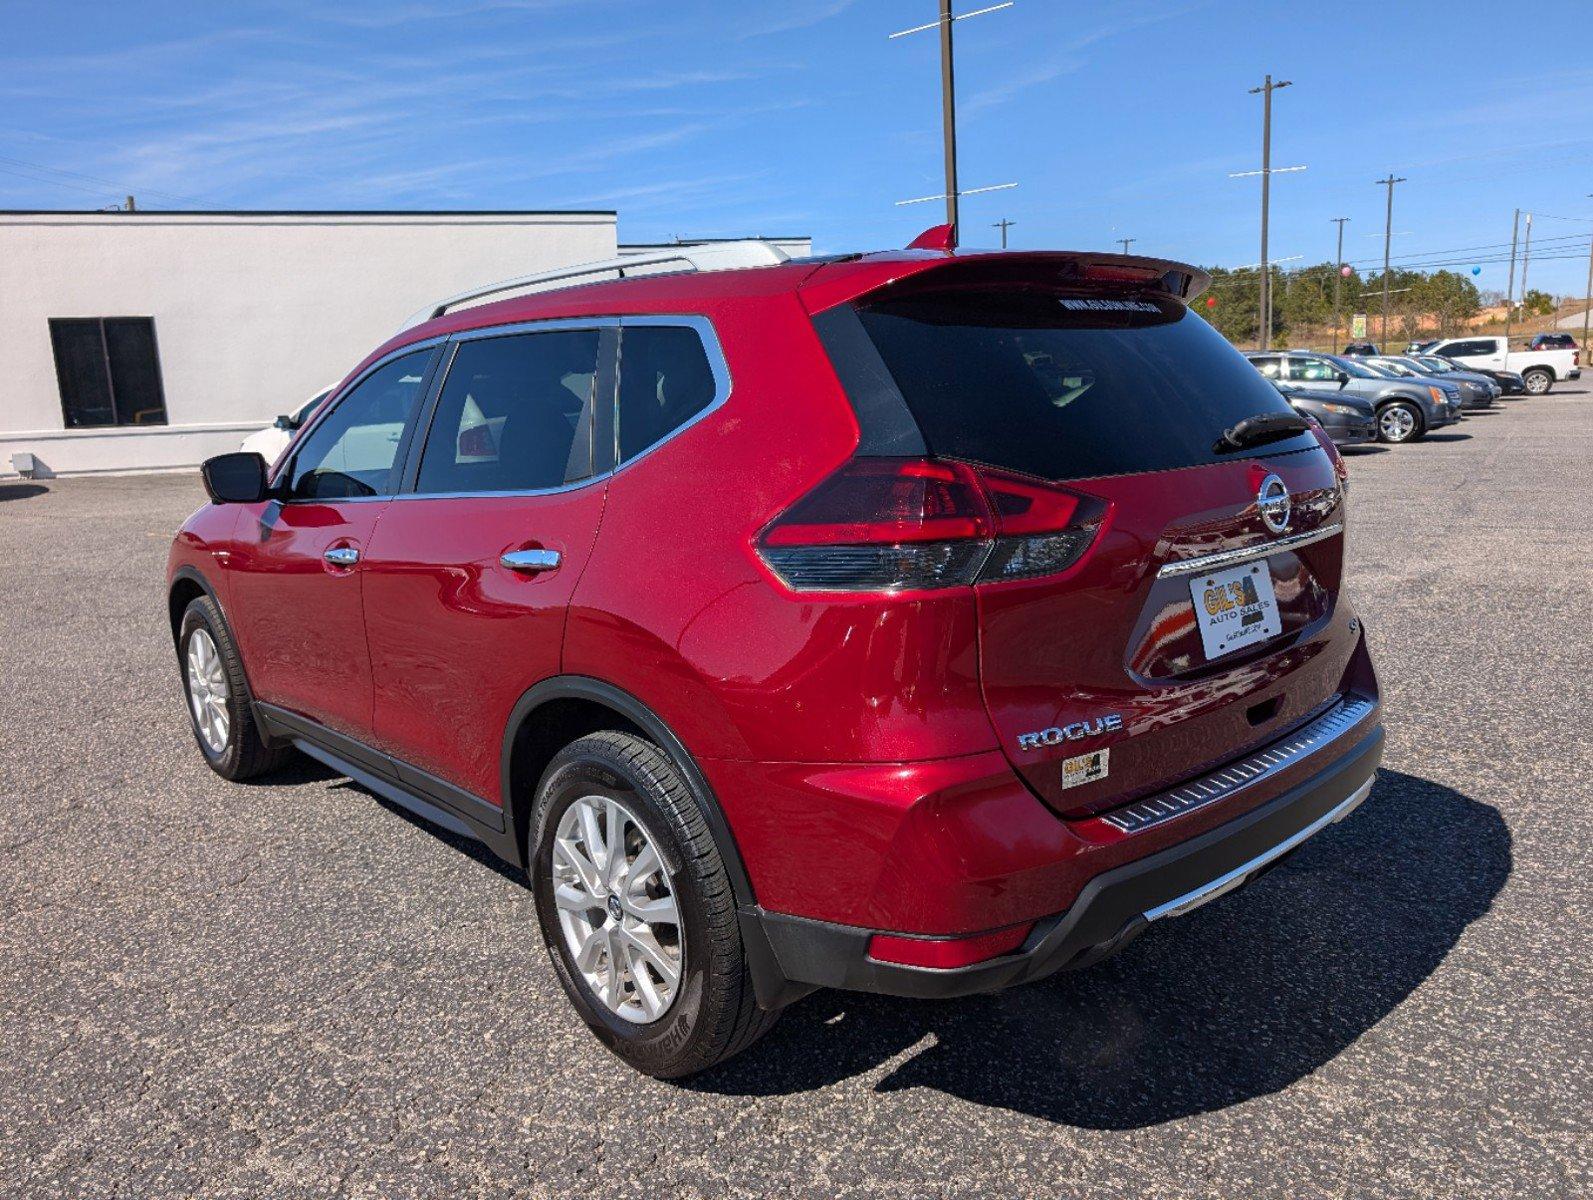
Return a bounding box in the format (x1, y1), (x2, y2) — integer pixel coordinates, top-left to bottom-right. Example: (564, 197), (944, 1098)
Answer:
(5, 0), (1592, 295)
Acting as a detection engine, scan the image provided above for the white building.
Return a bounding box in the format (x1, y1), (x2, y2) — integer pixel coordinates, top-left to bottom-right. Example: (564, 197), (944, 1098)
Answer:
(0, 209), (619, 476)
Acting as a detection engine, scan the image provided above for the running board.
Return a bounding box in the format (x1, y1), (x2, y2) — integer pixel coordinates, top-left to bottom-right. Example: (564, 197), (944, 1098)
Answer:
(291, 739), (476, 842)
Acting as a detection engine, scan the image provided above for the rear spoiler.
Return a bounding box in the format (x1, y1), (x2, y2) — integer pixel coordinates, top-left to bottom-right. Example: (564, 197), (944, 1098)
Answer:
(797, 249), (1212, 315)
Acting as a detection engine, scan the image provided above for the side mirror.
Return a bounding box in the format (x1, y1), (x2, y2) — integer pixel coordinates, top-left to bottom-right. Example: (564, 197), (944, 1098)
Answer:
(201, 452), (270, 504)
(1334, 370), (1350, 386)
(273, 413), (295, 431)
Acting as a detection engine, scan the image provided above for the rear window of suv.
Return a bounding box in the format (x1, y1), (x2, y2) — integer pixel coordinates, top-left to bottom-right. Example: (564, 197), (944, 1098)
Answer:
(854, 289), (1312, 482)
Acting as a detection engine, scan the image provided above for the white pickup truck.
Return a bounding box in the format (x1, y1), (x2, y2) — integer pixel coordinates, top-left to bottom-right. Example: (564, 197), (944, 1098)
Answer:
(1426, 335), (1580, 396)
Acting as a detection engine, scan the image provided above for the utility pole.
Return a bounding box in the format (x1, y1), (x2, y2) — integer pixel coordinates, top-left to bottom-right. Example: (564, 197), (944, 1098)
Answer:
(1376, 173), (1406, 350)
(889, 3), (1014, 244)
(936, 0), (959, 234)
(125, 194), (136, 212)
(1330, 216), (1350, 351)
(1117, 237), (1135, 255)
(1519, 212), (1534, 331)
(1503, 209), (1521, 344)
(1582, 195), (1593, 359)
(1249, 74), (1291, 351)
(993, 217), (1015, 248)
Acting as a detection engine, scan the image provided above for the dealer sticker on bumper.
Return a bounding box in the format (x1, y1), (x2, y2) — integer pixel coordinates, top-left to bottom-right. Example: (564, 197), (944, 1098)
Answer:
(1061, 748), (1110, 790)
(1191, 561), (1282, 660)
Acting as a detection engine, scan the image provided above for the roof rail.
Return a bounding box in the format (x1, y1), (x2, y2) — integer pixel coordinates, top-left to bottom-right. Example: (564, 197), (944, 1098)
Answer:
(398, 239), (792, 331)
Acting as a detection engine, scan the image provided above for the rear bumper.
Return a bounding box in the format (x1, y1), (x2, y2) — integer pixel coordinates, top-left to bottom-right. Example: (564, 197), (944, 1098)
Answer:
(743, 717), (1383, 1003)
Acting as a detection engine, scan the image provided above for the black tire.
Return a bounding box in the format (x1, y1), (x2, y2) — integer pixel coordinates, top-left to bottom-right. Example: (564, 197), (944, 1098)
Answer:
(530, 730), (779, 1078)
(1522, 367), (1553, 396)
(177, 595), (292, 780)
(1376, 400), (1424, 444)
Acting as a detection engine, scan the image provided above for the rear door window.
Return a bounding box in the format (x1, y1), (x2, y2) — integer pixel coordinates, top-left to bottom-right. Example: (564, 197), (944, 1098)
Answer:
(854, 290), (1312, 482)
(416, 330), (600, 495)
(616, 325), (719, 463)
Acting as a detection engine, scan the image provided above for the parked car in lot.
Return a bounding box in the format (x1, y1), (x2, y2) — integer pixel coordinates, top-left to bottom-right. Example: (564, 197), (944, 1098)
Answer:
(1272, 380), (1377, 446)
(1355, 359), (1470, 413)
(1415, 354), (1525, 396)
(1425, 335), (1580, 395)
(238, 386), (334, 464)
(1364, 355), (1498, 409)
(1342, 341), (1379, 356)
(1246, 350), (1461, 443)
(168, 236), (1383, 1077)
(1529, 332), (1577, 351)
(1404, 339), (1439, 354)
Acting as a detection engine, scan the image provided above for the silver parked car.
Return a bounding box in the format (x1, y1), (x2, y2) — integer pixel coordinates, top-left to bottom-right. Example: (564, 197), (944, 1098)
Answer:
(1365, 356), (1498, 410)
(1245, 351), (1461, 444)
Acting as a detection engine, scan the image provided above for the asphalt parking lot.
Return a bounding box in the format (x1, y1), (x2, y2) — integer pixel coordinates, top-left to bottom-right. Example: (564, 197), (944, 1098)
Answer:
(3, 384), (1590, 1199)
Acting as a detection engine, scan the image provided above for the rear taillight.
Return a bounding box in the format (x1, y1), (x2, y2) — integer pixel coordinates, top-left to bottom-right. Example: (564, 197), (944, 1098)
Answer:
(977, 469), (1108, 584)
(756, 458), (1106, 593)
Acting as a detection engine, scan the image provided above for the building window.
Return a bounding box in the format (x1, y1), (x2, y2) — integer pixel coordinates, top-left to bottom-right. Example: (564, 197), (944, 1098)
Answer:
(48, 318), (168, 428)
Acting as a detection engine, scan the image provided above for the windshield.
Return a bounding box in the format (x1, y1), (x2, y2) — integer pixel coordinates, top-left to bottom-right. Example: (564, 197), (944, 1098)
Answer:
(1373, 359), (1417, 376)
(1415, 356), (1455, 373)
(854, 289), (1315, 482)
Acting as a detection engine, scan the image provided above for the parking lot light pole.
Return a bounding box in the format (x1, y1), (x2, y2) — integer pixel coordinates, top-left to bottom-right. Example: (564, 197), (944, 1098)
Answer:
(1331, 216), (1350, 350)
(1376, 173), (1406, 350)
(1117, 237), (1135, 255)
(993, 217), (1015, 248)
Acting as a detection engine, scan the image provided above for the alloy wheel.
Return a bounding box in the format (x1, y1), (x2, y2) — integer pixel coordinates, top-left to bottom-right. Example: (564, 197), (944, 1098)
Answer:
(185, 628), (230, 754)
(1380, 406), (1416, 442)
(551, 795), (683, 1024)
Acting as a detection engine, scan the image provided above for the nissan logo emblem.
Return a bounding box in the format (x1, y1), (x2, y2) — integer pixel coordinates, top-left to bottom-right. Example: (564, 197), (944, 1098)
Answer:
(1257, 473), (1291, 534)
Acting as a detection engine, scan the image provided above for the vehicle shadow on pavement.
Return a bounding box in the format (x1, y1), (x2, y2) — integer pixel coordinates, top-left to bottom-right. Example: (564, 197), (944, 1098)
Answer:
(689, 769), (1510, 1129)
(0, 482), (49, 501)
(1422, 432), (1473, 443)
(325, 777), (532, 888)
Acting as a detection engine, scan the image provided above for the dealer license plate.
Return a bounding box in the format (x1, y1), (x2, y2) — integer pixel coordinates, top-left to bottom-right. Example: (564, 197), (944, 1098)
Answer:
(1190, 561), (1282, 660)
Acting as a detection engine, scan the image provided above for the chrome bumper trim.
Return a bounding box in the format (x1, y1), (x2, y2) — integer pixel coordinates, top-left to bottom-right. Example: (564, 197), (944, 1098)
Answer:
(1156, 522), (1343, 579)
(1143, 776), (1374, 923)
(1099, 695), (1378, 836)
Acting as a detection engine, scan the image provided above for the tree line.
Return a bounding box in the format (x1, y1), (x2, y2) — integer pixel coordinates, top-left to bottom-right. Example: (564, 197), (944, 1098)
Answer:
(1189, 262), (1555, 347)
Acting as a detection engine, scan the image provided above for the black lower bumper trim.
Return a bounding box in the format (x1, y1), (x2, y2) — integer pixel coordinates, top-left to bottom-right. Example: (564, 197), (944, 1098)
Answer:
(749, 721), (1383, 1003)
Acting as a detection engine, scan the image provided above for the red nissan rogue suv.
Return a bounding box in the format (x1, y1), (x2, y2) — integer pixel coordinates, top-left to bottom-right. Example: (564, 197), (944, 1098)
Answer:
(168, 235), (1383, 1077)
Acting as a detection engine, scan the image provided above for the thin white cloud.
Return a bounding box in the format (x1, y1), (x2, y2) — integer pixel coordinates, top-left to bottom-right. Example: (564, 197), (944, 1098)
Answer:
(738, 0), (858, 40)
(965, 0), (1208, 114)
(308, 0), (584, 29)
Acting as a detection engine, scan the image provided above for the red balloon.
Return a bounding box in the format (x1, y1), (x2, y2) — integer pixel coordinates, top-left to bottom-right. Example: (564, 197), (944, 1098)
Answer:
(1205, 296), (1217, 308)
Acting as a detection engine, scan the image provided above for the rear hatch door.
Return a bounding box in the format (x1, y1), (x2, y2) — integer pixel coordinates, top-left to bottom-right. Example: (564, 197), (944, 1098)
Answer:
(850, 277), (1352, 816)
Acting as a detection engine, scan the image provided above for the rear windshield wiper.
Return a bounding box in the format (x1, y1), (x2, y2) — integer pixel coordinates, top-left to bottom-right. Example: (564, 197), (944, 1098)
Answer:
(1214, 411), (1313, 453)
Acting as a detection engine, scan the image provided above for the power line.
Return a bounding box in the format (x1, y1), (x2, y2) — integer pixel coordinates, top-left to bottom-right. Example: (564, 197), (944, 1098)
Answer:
(0, 153), (208, 206)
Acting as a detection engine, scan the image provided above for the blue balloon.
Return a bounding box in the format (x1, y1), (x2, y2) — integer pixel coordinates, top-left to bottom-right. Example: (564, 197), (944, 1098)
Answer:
(1471, 266), (1482, 275)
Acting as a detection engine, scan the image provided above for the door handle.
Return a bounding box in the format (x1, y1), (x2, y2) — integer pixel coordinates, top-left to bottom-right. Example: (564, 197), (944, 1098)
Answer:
(500, 548), (561, 573)
(324, 546), (360, 568)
